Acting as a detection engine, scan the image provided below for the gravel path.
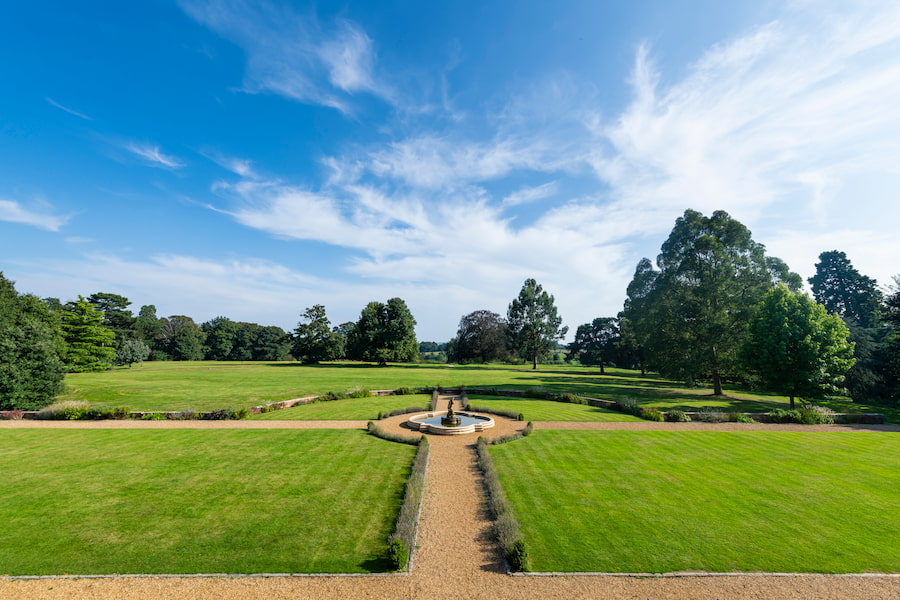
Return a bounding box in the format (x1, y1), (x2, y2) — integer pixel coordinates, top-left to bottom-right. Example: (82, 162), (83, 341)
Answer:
(1, 396), (897, 599)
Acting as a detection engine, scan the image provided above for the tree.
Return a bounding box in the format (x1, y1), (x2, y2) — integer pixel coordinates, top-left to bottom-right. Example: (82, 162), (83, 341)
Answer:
(450, 310), (508, 364)
(882, 276), (900, 404)
(59, 296), (117, 372)
(630, 209), (795, 394)
(621, 258), (659, 375)
(347, 298), (418, 365)
(158, 315), (206, 361)
(743, 285), (855, 408)
(116, 339), (150, 367)
(506, 278), (568, 370)
(0, 274), (67, 410)
(291, 305), (344, 364)
(87, 292), (136, 344)
(202, 316), (238, 360)
(809, 250), (882, 328)
(567, 317), (618, 374)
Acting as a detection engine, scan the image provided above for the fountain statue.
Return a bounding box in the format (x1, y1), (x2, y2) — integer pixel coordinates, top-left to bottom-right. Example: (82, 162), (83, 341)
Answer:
(441, 396), (462, 427)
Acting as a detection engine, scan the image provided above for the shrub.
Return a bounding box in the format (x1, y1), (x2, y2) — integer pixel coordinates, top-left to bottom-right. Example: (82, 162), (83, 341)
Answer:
(201, 407), (250, 420)
(394, 386), (412, 396)
(769, 408), (802, 423)
(557, 393), (585, 405)
(171, 409), (196, 420)
(476, 437), (529, 572)
(664, 410), (690, 422)
(85, 406), (116, 420)
(491, 422), (534, 445)
(382, 406), (429, 419)
(696, 409), (726, 423)
(612, 397), (642, 416)
(387, 537), (409, 571)
(459, 393), (470, 410)
(732, 413), (756, 424)
(347, 387), (372, 398)
(367, 421), (421, 446)
(141, 412), (166, 420)
(387, 436), (429, 570)
(112, 406), (131, 420)
(799, 404), (835, 425)
(468, 406), (523, 421)
(318, 392), (342, 402)
(639, 407), (664, 422)
(429, 390), (439, 411)
(1, 410), (25, 420)
(35, 401), (91, 420)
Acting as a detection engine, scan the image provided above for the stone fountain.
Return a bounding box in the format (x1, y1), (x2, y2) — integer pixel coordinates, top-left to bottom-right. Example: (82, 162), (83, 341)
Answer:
(441, 397), (462, 427)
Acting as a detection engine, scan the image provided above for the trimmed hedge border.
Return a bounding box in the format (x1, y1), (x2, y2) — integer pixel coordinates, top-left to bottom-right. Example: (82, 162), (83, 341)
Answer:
(476, 436), (529, 572)
(386, 436), (430, 571)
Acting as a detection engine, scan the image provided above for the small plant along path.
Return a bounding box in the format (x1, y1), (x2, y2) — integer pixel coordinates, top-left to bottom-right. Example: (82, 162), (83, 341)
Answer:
(1, 396), (898, 599)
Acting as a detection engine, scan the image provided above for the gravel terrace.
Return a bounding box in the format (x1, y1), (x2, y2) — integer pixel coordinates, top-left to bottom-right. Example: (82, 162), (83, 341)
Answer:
(1, 395), (897, 599)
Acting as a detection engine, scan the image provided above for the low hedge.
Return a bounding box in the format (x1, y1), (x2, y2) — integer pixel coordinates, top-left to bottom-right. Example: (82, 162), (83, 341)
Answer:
(476, 437), (529, 571)
(387, 436), (430, 570)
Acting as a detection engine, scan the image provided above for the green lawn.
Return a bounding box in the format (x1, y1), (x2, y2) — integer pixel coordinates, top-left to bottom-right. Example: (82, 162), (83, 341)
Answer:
(58, 361), (898, 422)
(0, 430), (415, 575)
(490, 430), (900, 573)
(466, 394), (642, 422)
(250, 393), (430, 420)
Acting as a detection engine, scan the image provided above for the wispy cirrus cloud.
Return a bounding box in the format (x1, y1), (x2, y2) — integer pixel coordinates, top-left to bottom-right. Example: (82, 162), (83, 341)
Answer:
(207, 1), (900, 336)
(124, 142), (185, 169)
(45, 97), (92, 120)
(178, 0), (393, 114)
(0, 199), (69, 231)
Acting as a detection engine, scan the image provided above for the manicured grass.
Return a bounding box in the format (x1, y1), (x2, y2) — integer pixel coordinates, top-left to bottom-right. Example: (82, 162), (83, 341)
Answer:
(59, 361), (898, 422)
(490, 430), (900, 573)
(466, 394), (642, 422)
(251, 394), (430, 420)
(0, 430), (415, 575)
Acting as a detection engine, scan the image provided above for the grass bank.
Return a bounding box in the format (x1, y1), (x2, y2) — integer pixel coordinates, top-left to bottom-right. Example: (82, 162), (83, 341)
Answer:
(490, 430), (900, 573)
(0, 429), (415, 575)
(466, 394), (642, 422)
(250, 393), (430, 421)
(58, 362), (898, 422)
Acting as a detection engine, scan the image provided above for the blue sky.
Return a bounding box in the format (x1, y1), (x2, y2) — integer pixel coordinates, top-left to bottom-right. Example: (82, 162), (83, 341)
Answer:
(2, 0), (899, 342)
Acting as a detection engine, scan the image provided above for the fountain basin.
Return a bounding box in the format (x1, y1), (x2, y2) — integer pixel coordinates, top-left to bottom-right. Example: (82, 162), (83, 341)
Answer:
(407, 411), (495, 435)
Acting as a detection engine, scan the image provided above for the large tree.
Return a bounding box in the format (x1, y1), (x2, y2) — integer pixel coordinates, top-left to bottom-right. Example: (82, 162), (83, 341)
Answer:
(629, 209), (798, 394)
(743, 285), (855, 408)
(809, 250), (882, 328)
(506, 278), (567, 370)
(87, 292), (136, 344)
(450, 310), (508, 364)
(567, 317), (618, 374)
(0, 274), (67, 409)
(291, 305), (344, 364)
(202, 316), (238, 361)
(347, 298), (418, 365)
(59, 296), (117, 372)
(158, 315), (206, 361)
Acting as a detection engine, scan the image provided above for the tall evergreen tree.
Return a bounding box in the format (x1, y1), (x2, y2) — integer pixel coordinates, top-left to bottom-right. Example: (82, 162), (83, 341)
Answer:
(809, 250), (882, 328)
(87, 292), (136, 345)
(59, 296), (116, 372)
(506, 278), (567, 370)
(451, 310), (508, 364)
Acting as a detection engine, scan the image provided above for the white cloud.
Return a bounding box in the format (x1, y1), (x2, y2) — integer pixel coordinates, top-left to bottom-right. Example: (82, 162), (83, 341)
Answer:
(178, 0), (392, 114)
(125, 142), (185, 169)
(502, 182), (559, 208)
(45, 97), (92, 120)
(0, 199), (69, 231)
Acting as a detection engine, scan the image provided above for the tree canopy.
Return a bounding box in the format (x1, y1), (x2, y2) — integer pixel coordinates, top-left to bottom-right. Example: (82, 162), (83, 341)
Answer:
(0, 274), (67, 410)
(567, 317), (618, 374)
(506, 278), (567, 370)
(809, 250), (882, 328)
(743, 285), (855, 408)
(450, 310), (508, 364)
(625, 209), (799, 394)
(347, 298), (418, 365)
(291, 305), (344, 364)
(60, 296), (116, 372)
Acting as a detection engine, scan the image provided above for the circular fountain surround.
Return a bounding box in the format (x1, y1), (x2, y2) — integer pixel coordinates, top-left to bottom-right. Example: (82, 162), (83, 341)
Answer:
(407, 411), (495, 435)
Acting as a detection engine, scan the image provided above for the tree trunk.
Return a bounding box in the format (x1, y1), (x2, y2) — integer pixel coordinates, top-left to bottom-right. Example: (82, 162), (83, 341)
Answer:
(712, 370), (723, 396)
(790, 395), (795, 410)
(600, 363), (605, 375)
(532, 353), (538, 370)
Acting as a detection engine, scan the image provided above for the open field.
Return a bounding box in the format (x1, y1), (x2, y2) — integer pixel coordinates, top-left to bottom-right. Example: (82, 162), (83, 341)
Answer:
(0, 429), (414, 575)
(57, 361), (899, 421)
(250, 393), (431, 420)
(466, 394), (642, 422)
(490, 429), (900, 573)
